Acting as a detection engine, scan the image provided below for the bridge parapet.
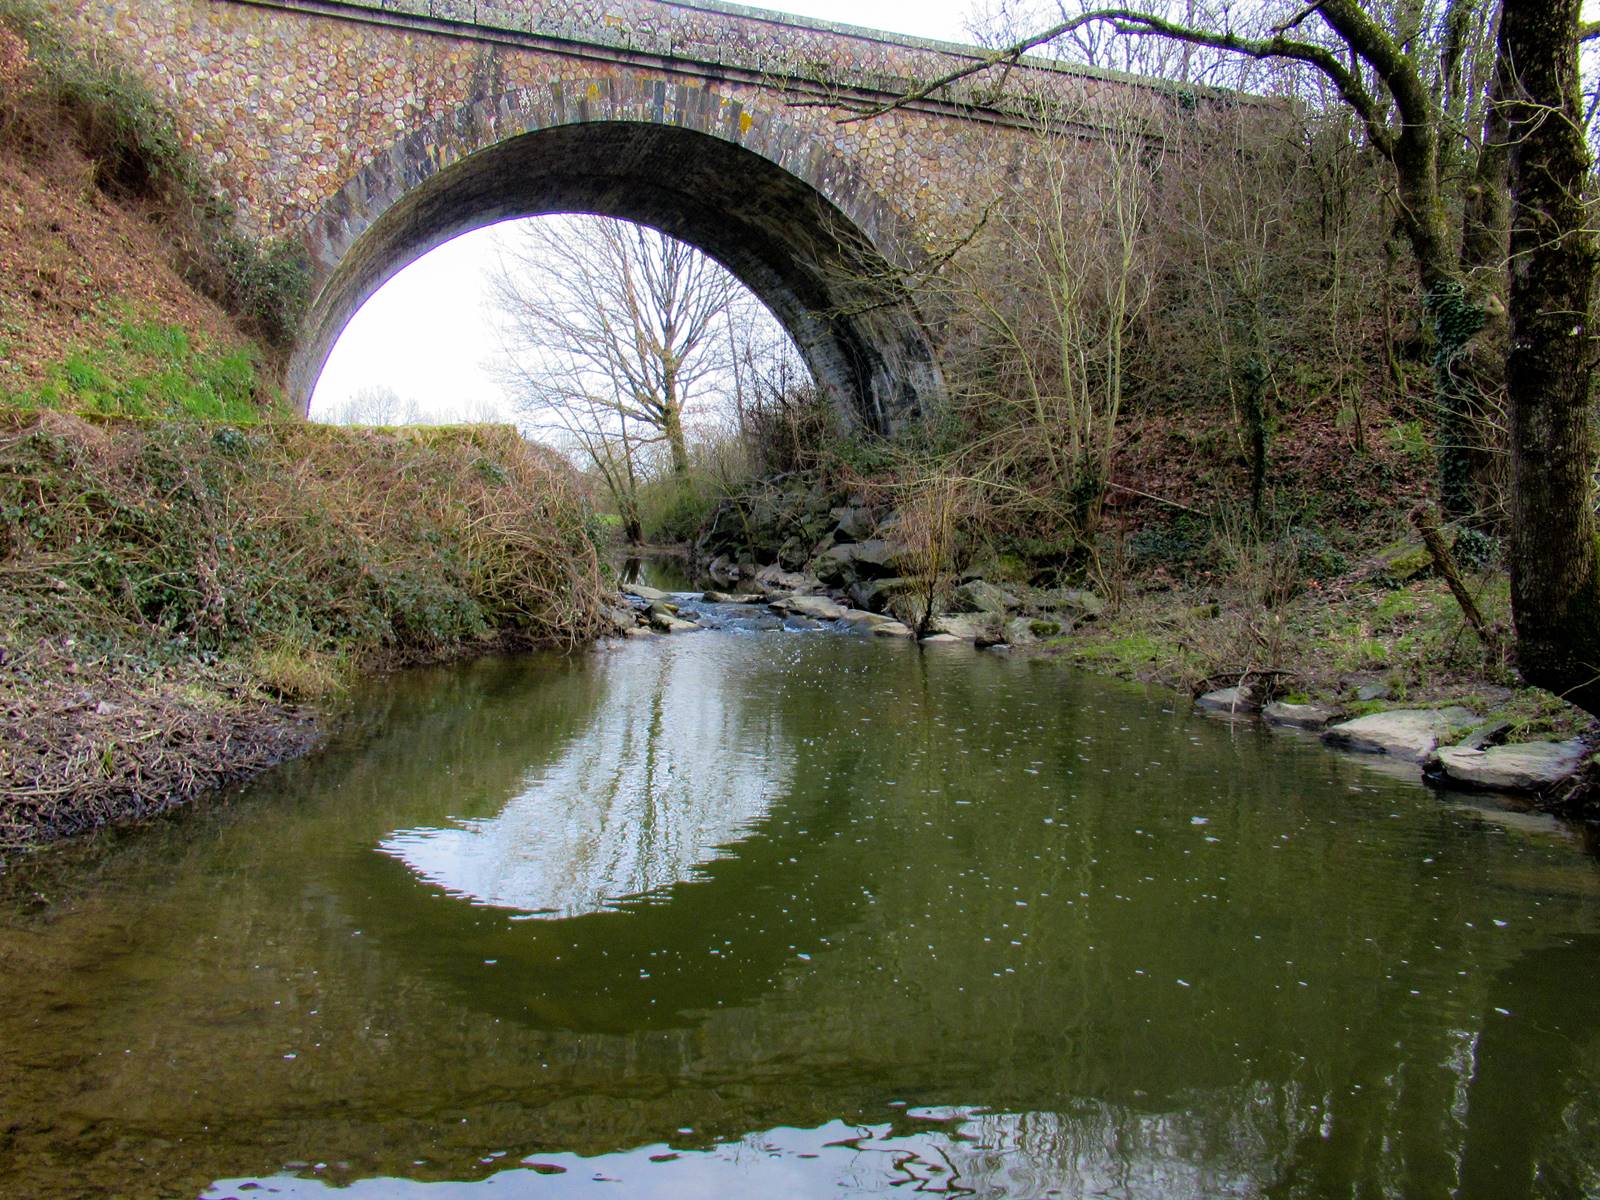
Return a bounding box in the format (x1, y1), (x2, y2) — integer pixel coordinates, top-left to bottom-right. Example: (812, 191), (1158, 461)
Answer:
(229, 0), (1143, 118)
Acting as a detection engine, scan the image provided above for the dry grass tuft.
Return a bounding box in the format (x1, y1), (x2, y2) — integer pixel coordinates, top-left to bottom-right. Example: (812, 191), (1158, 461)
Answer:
(0, 413), (610, 855)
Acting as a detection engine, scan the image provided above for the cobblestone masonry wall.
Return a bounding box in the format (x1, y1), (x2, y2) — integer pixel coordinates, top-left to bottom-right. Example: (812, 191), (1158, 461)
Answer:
(52, 0), (1193, 421)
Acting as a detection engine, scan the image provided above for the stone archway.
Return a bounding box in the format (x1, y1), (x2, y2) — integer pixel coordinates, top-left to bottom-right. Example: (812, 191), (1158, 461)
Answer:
(291, 77), (945, 434)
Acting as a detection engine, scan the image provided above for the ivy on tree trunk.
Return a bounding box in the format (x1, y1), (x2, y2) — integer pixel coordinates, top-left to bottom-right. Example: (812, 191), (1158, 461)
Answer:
(1501, 0), (1600, 714)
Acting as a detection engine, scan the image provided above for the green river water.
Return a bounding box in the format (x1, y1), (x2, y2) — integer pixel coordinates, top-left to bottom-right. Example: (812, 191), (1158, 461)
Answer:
(2, 603), (1599, 1198)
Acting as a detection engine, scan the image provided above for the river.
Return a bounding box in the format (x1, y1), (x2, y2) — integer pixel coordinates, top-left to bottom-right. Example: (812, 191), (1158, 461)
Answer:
(1, 598), (1598, 1198)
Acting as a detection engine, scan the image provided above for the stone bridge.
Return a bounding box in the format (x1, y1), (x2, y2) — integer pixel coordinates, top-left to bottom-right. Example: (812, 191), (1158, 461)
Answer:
(59, 0), (1187, 429)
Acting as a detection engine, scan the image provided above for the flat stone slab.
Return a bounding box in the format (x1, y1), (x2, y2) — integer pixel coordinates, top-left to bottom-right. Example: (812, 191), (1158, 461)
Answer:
(1196, 687), (1259, 713)
(1263, 701), (1340, 729)
(772, 594), (847, 621)
(1322, 706), (1477, 762)
(623, 584), (671, 602)
(838, 608), (906, 633)
(870, 624), (921, 643)
(1428, 739), (1588, 793)
(919, 632), (963, 644)
(927, 613), (1000, 641)
(703, 590), (763, 604)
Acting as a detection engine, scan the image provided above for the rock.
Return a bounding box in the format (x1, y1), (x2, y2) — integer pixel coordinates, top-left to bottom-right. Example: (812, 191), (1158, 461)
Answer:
(623, 626), (657, 639)
(1196, 687), (1260, 713)
(695, 501), (749, 559)
(1457, 720), (1513, 751)
(829, 506), (876, 543)
(1002, 616), (1064, 646)
(773, 594), (847, 621)
(836, 609), (916, 638)
(1356, 682), (1392, 702)
(649, 612), (700, 634)
(623, 583), (672, 602)
(871, 621), (916, 638)
(783, 615), (823, 631)
(839, 607), (892, 627)
(753, 563), (819, 594)
(841, 538), (904, 579)
(814, 542), (868, 586)
(1371, 538), (1433, 586)
(776, 536), (811, 570)
(927, 613), (1002, 641)
(950, 579), (1018, 615)
(646, 601), (680, 622)
(703, 590), (763, 604)
(886, 592), (932, 630)
(1322, 706), (1478, 762)
(704, 554), (740, 584)
(1426, 739), (1588, 793)
(1035, 588), (1105, 619)
(848, 576), (915, 613)
(919, 632), (963, 644)
(1263, 701), (1340, 729)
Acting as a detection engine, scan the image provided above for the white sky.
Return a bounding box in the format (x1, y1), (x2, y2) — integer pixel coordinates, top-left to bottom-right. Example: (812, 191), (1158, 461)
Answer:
(307, 0), (980, 424)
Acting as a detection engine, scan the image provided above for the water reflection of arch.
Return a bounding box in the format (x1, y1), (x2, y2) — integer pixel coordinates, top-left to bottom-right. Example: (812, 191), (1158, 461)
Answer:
(344, 634), (869, 1032)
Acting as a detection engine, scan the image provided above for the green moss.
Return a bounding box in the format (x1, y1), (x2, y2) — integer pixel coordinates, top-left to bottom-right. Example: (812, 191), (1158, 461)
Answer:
(1, 314), (270, 421)
(1371, 538), (1432, 586)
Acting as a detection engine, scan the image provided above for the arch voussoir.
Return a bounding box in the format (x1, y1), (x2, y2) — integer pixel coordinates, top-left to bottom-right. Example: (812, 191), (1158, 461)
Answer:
(290, 75), (942, 433)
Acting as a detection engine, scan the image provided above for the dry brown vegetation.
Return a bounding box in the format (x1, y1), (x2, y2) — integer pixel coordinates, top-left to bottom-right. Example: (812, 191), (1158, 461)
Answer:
(0, 412), (610, 858)
(0, 64), (250, 393)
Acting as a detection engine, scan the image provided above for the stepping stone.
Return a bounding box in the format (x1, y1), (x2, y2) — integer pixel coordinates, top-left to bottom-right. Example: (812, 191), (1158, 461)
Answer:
(1427, 739), (1588, 793)
(1197, 687), (1259, 713)
(1322, 707), (1477, 762)
(1263, 701), (1340, 729)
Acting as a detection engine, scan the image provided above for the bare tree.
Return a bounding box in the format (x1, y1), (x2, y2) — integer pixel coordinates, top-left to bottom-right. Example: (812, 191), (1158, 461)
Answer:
(894, 0), (1600, 715)
(940, 89), (1162, 542)
(871, 0), (1511, 520)
(325, 383), (422, 426)
(491, 216), (790, 539)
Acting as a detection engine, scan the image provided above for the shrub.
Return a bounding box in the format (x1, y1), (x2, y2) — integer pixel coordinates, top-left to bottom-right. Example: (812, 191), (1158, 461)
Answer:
(740, 384), (840, 477)
(0, 413), (611, 658)
(638, 472), (717, 545)
(0, 0), (193, 200)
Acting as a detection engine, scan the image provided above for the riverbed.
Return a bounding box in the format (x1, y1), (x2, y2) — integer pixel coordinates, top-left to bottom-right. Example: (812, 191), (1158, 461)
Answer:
(1, 610), (1597, 1198)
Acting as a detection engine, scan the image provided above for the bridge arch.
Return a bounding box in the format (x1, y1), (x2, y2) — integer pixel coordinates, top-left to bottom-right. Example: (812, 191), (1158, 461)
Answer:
(291, 76), (945, 433)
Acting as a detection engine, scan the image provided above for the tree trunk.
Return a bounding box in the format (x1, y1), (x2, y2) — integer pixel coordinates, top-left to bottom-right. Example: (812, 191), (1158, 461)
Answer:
(1501, 0), (1600, 714)
(662, 400), (689, 477)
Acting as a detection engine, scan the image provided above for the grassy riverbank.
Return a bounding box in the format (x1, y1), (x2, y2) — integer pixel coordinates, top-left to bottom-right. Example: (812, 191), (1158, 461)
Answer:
(1044, 574), (1591, 740)
(0, 412), (609, 858)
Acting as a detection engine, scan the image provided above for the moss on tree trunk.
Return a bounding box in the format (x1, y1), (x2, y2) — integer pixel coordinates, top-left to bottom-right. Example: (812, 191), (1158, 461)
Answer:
(1501, 0), (1600, 714)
